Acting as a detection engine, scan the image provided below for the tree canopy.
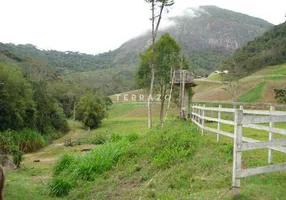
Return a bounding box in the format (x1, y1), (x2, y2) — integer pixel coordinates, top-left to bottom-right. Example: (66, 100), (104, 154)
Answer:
(136, 33), (182, 125)
(0, 63), (36, 131)
(76, 92), (106, 128)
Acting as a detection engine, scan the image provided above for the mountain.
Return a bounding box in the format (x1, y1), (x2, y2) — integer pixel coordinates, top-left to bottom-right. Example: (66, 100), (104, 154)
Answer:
(0, 6), (273, 75)
(108, 5), (273, 74)
(0, 6), (275, 96)
(223, 22), (286, 76)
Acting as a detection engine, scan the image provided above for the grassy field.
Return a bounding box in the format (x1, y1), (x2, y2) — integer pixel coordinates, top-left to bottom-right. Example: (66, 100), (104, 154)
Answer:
(237, 82), (267, 102)
(193, 64), (286, 103)
(4, 100), (286, 200)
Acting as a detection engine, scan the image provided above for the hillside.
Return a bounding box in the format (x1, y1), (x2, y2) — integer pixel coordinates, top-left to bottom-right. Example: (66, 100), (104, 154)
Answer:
(109, 5), (273, 74)
(223, 21), (286, 76)
(193, 64), (286, 103)
(4, 102), (286, 200)
(0, 6), (272, 76)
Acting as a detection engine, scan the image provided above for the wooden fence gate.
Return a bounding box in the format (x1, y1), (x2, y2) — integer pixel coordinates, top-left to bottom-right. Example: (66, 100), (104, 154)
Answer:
(191, 104), (286, 198)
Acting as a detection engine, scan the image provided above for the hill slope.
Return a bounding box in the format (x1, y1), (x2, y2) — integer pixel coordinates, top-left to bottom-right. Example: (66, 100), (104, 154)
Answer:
(0, 6), (273, 75)
(109, 5), (273, 74)
(193, 64), (286, 103)
(0, 6), (274, 96)
(223, 21), (286, 76)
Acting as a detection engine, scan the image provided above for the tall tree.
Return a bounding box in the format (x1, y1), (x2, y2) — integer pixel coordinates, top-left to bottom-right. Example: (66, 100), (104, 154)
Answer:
(145, 0), (174, 129)
(0, 63), (36, 131)
(136, 34), (181, 126)
(76, 92), (106, 128)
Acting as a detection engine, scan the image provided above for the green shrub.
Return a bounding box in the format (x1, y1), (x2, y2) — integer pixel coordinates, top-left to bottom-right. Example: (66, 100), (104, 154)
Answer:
(125, 132), (139, 142)
(53, 154), (75, 176)
(76, 92), (106, 128)
(71, 140), (130, 180)
(134, 122), (199, 169)
(75, 132), (109, 145)
(51, 139), (130, 196)
(0, 129), (46, 153)
(10, 145), (23, 168)
(110, 133), (122, 142)
(50, 177), (73, 197)
(274, 88), (286, 103)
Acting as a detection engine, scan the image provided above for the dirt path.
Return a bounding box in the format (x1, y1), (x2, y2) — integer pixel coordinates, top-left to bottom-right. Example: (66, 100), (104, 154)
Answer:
(22, 122), (97, 172)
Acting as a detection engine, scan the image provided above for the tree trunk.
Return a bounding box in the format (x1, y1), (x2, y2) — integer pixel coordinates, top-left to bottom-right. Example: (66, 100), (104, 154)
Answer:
(159, 97), (165, 126)
(148, 0), (155, 129)
(159, 86), (166, 127)
(148, 0), (165, 129)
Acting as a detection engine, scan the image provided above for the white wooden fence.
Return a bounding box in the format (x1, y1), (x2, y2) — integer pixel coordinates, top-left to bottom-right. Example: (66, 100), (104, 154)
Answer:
(191, 104), (286, 198)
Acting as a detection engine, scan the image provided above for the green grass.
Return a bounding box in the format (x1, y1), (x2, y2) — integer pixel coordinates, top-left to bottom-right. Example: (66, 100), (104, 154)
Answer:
(252, 64), (286, 76)
(206, 73), (223, 81)
(237, 82), (267, 102)
(4, 102), (286, 200)
(5, 168), (60, 200)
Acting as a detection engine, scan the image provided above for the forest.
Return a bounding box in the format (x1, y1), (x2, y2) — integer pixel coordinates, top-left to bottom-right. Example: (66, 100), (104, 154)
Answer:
(222, 22), (286, 76)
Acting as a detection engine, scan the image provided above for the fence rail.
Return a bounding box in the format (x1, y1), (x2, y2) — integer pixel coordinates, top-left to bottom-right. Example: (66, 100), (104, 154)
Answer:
(191, 104), (286, 198)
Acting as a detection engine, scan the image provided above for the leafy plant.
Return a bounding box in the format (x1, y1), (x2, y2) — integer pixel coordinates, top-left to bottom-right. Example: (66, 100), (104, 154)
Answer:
(10, 145), (23, 168)
(76, 92), (106, 128)
(50, 177), (73, 197)
(75, 132), (109, 145)
(274, 88), (286, 103)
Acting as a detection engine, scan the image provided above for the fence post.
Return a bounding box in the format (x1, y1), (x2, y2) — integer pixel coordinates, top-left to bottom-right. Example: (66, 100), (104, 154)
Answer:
(232, 109), (243, 198)
(195, 104), (197, 122)
(198, 104), (201, 125)
(191, 104), (194, 121)
(202, 105), (205, 136)
(217, 105), (222, 142)
(268, 105), (275, 164)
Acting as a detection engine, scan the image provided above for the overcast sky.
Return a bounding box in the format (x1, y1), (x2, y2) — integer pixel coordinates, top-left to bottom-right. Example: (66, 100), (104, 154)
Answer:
(0, 0), (285, 54)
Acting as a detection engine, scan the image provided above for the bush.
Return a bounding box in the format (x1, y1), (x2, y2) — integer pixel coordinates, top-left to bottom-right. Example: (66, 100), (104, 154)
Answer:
(52, 139), (130, 190)
(51, 140), (130, 196)
(75, 132), (109, 145)
(0, 129), (46, 153)
(133, 122), (199, 169)
(53, 154), (75, 176)
(76, 92), (106, 128)
(10, 145), (23, 168)
(50, 177), (73, 197)
(125, 132), (139, 142)
(110, 133), (122, 142)
(274, 88), (286, 103)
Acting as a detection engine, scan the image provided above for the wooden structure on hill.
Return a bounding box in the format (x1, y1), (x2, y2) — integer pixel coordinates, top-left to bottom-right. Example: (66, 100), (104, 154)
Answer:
(172, 70), (196, 120)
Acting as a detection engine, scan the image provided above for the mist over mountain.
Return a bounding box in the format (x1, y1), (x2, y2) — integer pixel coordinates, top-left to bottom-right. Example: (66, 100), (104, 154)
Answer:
(0, 6), (275, 95)
(110, 5), (273, 74)
(0, 6), (273, 75)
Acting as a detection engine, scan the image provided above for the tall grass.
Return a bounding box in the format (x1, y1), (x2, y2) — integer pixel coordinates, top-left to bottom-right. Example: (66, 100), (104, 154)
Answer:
(0, 129), (46, 153)
(51, 121), (201, 196)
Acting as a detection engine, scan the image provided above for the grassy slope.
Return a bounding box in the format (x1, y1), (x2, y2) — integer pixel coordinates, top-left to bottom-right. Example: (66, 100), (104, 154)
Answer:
(4, 101), (286, 200)
(193, 64), (286, 103)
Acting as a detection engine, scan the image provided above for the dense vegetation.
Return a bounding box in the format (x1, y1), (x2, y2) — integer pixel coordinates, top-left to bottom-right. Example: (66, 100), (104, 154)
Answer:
(76, 92), (106, 128)
(51, 122), (200, 197)
(223, 22), (286, 76)
(0, 43), (115, 72)
(0, 62), (70, 160)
